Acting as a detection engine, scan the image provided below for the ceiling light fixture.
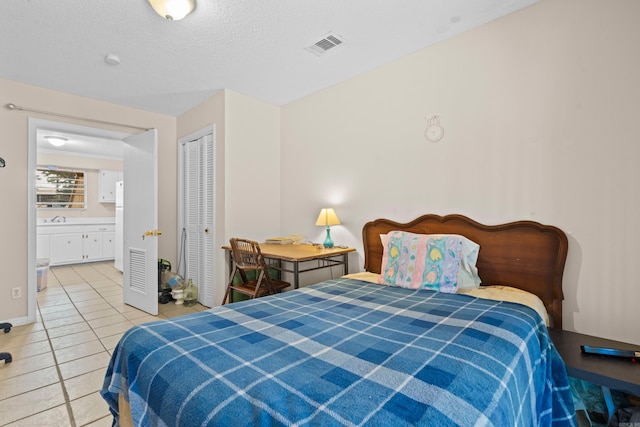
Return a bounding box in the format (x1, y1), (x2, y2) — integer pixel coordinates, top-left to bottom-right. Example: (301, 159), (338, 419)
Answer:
(44, 136), (68, 147)
(105, 54), (121, 65)
(147, 0), (195, 21)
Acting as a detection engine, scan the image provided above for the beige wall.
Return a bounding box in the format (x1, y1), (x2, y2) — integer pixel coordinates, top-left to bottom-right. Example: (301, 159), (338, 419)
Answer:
(176, 90), (282, 305)
(224, 91), (282, 242)
(0, 78), (176, 323)
(280, 0), (640, 345)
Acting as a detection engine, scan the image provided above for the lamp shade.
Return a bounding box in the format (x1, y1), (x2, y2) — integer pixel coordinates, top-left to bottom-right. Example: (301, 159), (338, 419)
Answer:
(315, 208), (341, 227)
(148, 0), (195, 20)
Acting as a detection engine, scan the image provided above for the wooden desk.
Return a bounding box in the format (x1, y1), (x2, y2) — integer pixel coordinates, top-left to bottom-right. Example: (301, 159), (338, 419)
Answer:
(224, 243), (356, 289)
(549, 328), (640, 420)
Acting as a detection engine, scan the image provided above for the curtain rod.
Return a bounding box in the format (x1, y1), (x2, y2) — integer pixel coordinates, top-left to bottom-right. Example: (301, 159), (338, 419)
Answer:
(5, 103), (152, 131)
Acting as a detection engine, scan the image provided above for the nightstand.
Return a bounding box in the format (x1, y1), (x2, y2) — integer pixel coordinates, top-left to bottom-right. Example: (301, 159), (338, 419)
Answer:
(548, 328), (640, 421)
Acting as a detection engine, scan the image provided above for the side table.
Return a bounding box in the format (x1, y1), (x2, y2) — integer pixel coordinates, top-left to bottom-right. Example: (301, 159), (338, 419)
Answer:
(548, 328), (640, 421)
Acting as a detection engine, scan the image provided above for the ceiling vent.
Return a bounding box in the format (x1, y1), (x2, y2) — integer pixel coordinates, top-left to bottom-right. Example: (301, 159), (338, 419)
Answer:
(306, 32), (345, 56)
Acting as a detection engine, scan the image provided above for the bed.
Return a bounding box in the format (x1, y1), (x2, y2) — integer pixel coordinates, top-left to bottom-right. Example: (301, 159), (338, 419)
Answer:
(102, 214), (575, 426)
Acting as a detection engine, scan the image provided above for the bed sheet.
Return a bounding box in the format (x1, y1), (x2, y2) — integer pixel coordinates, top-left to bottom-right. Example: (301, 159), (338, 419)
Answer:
(102, 278), (575, 426)
(344, 272), (550, 326)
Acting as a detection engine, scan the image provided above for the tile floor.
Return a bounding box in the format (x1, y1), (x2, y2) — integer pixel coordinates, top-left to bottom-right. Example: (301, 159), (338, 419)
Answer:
(0, 261), (208, 426)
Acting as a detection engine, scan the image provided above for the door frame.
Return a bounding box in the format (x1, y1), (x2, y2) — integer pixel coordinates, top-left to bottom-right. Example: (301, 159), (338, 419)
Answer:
(28, 118), (131, 323)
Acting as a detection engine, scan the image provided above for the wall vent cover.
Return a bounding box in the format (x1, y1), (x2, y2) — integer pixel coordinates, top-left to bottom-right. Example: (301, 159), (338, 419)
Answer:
(306, 32), (345, 56)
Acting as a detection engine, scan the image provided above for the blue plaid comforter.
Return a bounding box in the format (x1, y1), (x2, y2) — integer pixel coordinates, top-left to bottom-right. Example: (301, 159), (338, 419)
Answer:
(102, 278), (576, 426)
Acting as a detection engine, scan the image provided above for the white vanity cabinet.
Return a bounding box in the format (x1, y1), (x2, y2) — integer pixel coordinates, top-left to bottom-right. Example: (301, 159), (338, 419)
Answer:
(99, 170), (124, 203)
(50, 231), (84, 264)
(36, 234), (51, 260)
(102, 231), (115, 259)
(83, 231), (103, 262)
(38, 222), (116, 266)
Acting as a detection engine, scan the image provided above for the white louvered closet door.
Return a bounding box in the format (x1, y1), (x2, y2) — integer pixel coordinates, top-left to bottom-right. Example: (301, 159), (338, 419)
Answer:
(181, 133), (215, 307)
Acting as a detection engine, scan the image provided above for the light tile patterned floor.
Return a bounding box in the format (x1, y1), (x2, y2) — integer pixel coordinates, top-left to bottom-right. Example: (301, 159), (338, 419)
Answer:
(0, 262), (208, 426)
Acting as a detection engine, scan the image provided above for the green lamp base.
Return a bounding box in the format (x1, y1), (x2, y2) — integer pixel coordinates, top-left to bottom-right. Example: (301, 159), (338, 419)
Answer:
(323, 227), (334, 248)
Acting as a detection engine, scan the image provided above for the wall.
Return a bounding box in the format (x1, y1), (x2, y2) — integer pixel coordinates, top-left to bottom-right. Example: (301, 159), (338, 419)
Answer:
(224, 91), (282, 242)
(177, 90), (282, 305)
(0, 78), (177, 324)
(36, 152), (123, 219)
(280, 0), (640, 345)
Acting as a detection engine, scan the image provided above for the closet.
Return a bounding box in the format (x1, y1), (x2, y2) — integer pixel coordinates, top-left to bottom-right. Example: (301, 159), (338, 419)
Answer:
(178, 129), (215, 307)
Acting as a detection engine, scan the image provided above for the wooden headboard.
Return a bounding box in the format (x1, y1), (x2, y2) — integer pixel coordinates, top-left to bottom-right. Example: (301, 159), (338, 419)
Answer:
(362, 214), (568, 329)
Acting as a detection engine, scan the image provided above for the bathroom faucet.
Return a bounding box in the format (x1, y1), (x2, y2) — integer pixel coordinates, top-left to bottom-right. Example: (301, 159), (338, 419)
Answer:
(51, 216), (60, 223)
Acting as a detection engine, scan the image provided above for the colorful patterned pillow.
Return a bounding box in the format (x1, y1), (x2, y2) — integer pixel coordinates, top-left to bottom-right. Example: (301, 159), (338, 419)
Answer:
(377, 231), (471, 293)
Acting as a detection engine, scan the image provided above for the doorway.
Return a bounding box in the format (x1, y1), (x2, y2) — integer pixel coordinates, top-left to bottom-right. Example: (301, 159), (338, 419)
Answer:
(28, 118), (131, 323)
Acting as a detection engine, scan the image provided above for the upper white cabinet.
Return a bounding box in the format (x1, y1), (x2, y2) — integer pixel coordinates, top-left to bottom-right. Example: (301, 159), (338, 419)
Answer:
(99, 169), (123, 203)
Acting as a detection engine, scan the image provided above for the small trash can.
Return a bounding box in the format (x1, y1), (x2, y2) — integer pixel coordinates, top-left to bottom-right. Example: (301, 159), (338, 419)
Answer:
(36, 258), (50, 292)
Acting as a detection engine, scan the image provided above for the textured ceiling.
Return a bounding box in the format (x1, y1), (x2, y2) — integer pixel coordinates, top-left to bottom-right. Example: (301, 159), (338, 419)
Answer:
(1, 0), (537, 117)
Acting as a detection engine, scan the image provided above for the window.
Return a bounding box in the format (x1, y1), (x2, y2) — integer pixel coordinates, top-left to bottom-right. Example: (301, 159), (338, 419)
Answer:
(36, 168), (86, 209)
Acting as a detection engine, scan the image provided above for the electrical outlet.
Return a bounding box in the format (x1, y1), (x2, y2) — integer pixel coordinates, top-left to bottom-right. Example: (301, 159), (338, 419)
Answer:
(11, 287), (22, 299)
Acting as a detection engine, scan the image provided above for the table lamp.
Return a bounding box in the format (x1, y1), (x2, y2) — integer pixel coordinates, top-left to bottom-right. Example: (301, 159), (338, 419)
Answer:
(315, 208), (341, 248)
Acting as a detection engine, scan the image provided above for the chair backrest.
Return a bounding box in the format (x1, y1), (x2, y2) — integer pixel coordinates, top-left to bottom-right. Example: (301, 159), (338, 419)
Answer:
(229, 238), (264, 270)
(225, 238), (289, 304)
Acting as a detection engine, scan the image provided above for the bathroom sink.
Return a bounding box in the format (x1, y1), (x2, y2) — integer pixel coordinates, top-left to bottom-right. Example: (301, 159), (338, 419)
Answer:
(37, 217), (115, 226)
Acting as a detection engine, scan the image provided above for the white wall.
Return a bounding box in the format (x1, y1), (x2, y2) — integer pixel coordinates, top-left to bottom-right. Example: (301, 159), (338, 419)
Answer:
(280, 0), (640, 345)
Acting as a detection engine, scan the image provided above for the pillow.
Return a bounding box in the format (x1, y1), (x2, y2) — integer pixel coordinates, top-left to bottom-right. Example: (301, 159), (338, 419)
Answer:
(455, 236), (481, 289)
(378, 231), (480, 292)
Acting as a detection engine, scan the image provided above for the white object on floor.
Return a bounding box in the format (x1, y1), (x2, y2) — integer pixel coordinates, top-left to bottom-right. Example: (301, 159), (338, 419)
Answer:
(172, 289), (184, 305)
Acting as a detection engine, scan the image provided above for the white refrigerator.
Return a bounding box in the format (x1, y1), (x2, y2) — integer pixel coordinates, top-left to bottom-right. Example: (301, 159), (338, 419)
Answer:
(114, 181), (124, 271)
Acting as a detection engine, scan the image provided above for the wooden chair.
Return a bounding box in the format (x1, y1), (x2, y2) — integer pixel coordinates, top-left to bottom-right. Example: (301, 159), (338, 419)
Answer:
(223, 238), (290, 305)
